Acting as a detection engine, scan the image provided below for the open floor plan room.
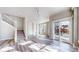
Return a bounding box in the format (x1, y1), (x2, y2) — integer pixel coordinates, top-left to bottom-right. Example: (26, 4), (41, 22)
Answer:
(0, 7), (79, 52)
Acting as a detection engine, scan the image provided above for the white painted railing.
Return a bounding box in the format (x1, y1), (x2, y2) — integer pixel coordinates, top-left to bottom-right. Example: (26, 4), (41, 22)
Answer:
(14, 21), (17, 43)
(1, 14), (17, 43)
(2, 14), (15, 27)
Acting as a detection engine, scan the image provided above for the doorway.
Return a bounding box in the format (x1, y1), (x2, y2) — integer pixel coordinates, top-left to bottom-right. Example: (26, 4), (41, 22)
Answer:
(53, 17), (72, 44)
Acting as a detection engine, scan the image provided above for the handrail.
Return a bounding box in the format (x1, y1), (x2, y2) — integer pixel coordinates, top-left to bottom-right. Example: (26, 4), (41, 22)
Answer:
(1, 14), (17, 43)
(14, 21), (17, 43)
(2, 14), (15, 27)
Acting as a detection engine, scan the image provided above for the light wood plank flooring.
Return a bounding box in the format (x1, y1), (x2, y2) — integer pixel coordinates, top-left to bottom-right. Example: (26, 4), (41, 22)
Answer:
(0, 35), (78, 52)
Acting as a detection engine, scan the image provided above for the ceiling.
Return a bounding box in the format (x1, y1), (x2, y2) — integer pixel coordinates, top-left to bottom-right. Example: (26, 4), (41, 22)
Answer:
(0, 7), (69, 22)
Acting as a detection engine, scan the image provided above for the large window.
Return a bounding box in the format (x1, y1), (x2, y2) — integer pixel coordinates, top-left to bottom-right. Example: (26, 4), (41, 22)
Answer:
(39, 22), (48, 35)
(54, 22), (59, 35)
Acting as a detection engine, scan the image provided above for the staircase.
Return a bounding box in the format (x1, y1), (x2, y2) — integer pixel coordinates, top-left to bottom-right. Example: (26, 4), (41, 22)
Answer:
(2, 14), (15, 27)
(0, 14), (17, 43)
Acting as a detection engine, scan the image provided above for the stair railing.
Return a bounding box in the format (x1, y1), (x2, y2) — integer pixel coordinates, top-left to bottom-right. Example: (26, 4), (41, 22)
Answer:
(2, 14), (17, 43)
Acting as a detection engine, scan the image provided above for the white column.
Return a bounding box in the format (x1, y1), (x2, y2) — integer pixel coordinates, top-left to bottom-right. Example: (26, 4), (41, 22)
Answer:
(73, 7), (78, 47)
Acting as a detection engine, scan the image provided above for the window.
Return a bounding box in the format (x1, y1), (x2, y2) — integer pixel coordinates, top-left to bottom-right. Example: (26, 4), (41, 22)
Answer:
(39, 22), (48, 35)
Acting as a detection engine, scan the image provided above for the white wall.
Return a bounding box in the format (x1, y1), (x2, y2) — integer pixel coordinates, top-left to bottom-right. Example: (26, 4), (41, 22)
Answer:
(16, 17), (24, 30)
(77, 8), (79, 44)
(27, 21), (33, 35)
(23, 18), (28, 39)
(50, 10), (71, 20)
(0, 14), (14, 40)
(74, 7), (79, 46)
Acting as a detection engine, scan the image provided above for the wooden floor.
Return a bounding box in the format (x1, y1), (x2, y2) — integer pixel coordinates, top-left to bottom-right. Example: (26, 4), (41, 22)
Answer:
(0, 39), (15, 51)
(0, 33), (78, 52)
(48, 40), (78, 52)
